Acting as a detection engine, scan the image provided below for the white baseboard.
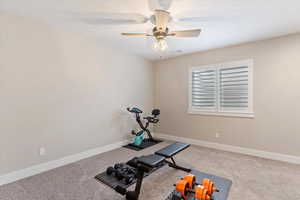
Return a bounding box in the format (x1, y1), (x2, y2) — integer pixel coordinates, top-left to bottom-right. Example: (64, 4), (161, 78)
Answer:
(0, 140), (128, 186)
(156, 133), (300, 165)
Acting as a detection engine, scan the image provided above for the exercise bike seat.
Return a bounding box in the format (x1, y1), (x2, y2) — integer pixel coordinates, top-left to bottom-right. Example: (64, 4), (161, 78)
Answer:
(155, 143), (190, 158)
(137, 154), (165, 168)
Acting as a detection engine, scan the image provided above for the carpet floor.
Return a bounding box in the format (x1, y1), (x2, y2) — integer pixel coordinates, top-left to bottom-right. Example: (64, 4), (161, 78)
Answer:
(1, 141), (300, 200)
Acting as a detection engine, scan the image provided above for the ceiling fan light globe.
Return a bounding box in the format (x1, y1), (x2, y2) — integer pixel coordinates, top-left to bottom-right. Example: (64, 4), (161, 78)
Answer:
(153, 39), (168, 51)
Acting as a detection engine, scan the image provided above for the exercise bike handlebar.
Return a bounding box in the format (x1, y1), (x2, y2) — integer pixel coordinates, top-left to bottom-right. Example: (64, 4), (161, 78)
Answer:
(127, 107), (159, 124)
(127, 107), (143, 114)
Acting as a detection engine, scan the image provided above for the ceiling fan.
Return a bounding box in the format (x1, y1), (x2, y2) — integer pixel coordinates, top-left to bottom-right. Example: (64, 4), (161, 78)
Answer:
(72, 0), (205, 51)
(121, 9), (201, 51)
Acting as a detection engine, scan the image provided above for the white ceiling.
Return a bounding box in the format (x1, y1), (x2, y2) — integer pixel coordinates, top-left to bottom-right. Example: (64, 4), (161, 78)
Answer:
(2, 0), (300, 60)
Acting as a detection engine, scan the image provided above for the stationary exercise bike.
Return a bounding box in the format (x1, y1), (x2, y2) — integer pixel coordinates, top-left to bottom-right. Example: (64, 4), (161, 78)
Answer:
(126, 107), (161, 149)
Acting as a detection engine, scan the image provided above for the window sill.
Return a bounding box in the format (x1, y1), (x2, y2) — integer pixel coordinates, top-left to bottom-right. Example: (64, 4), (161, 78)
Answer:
(188, 110), (254, 118)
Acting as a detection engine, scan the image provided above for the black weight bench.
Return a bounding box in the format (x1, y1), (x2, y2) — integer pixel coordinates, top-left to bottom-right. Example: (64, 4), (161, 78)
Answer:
(155, 142), (191, 172)
(114, 143), (191, 200)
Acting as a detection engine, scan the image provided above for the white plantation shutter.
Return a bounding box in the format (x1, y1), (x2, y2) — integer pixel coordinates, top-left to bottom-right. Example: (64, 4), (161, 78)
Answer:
(219, 66), (249, 111)
(191, 68), (217, 110)
(189, 60), (253, 117)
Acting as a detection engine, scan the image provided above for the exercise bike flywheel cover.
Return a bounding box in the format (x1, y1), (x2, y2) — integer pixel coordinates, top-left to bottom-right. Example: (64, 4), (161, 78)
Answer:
(176, 179), (189, 198)
(183, 174), (196, 189)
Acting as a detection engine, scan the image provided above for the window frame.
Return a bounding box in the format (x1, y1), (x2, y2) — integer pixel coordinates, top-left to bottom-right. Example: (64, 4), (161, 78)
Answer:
(188, 59), (254, 118)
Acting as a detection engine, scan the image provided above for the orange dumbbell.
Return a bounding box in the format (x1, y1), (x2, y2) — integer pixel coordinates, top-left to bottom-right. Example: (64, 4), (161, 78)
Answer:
(195, 186), (211, 200)
(176, 179), (212, 200)
(175, 179), (190, 199)
(201, 178), (219, 196)
(175, 175), (219, 200)
(183, 174), (196, 189)
(182, 175), (219, 196)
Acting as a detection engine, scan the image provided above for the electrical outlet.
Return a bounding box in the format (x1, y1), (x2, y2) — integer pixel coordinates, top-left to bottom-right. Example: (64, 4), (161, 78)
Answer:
(39, 147), (46, 156)
(215, 132), (220, 138)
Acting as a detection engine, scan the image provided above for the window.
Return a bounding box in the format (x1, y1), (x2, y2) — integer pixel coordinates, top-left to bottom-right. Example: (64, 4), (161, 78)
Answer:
(189, 59), (254, 118)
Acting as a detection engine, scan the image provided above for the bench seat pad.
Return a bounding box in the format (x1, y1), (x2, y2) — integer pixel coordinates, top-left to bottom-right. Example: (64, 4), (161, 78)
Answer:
(155, 143), (190, 158)
(138, 154), (165, 168)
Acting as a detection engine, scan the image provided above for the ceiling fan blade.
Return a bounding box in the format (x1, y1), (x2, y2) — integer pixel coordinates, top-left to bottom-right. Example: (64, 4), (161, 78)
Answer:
(122, 33), (152, 36)
(175, 16), (229, 23)
(154, 10), (170, 32)
(68, 12), (148, 25)
(148, 0), (173, 11)
(169, 29), (201, 37)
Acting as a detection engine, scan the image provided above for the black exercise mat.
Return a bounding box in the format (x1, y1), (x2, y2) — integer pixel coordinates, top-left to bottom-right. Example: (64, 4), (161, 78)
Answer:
(123, 139), (163, 151)
(165, 170), (232, 200)
(95, 162), (166, 189)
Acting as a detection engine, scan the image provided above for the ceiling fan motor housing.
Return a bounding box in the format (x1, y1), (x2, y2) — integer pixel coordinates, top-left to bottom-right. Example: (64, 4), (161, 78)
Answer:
(153, 27), (169, 39)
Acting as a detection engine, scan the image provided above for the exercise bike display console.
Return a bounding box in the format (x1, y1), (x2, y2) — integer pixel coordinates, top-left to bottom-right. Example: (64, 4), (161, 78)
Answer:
(124, 107), (162, 150)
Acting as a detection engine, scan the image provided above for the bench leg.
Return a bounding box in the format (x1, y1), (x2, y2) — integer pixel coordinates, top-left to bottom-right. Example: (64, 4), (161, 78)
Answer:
(165, 157), (191, 173)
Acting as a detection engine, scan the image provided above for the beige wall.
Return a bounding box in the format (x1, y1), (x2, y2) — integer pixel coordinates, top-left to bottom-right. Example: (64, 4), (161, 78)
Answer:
(154, 34), (300, 157)
(0, 13), (154, 175)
